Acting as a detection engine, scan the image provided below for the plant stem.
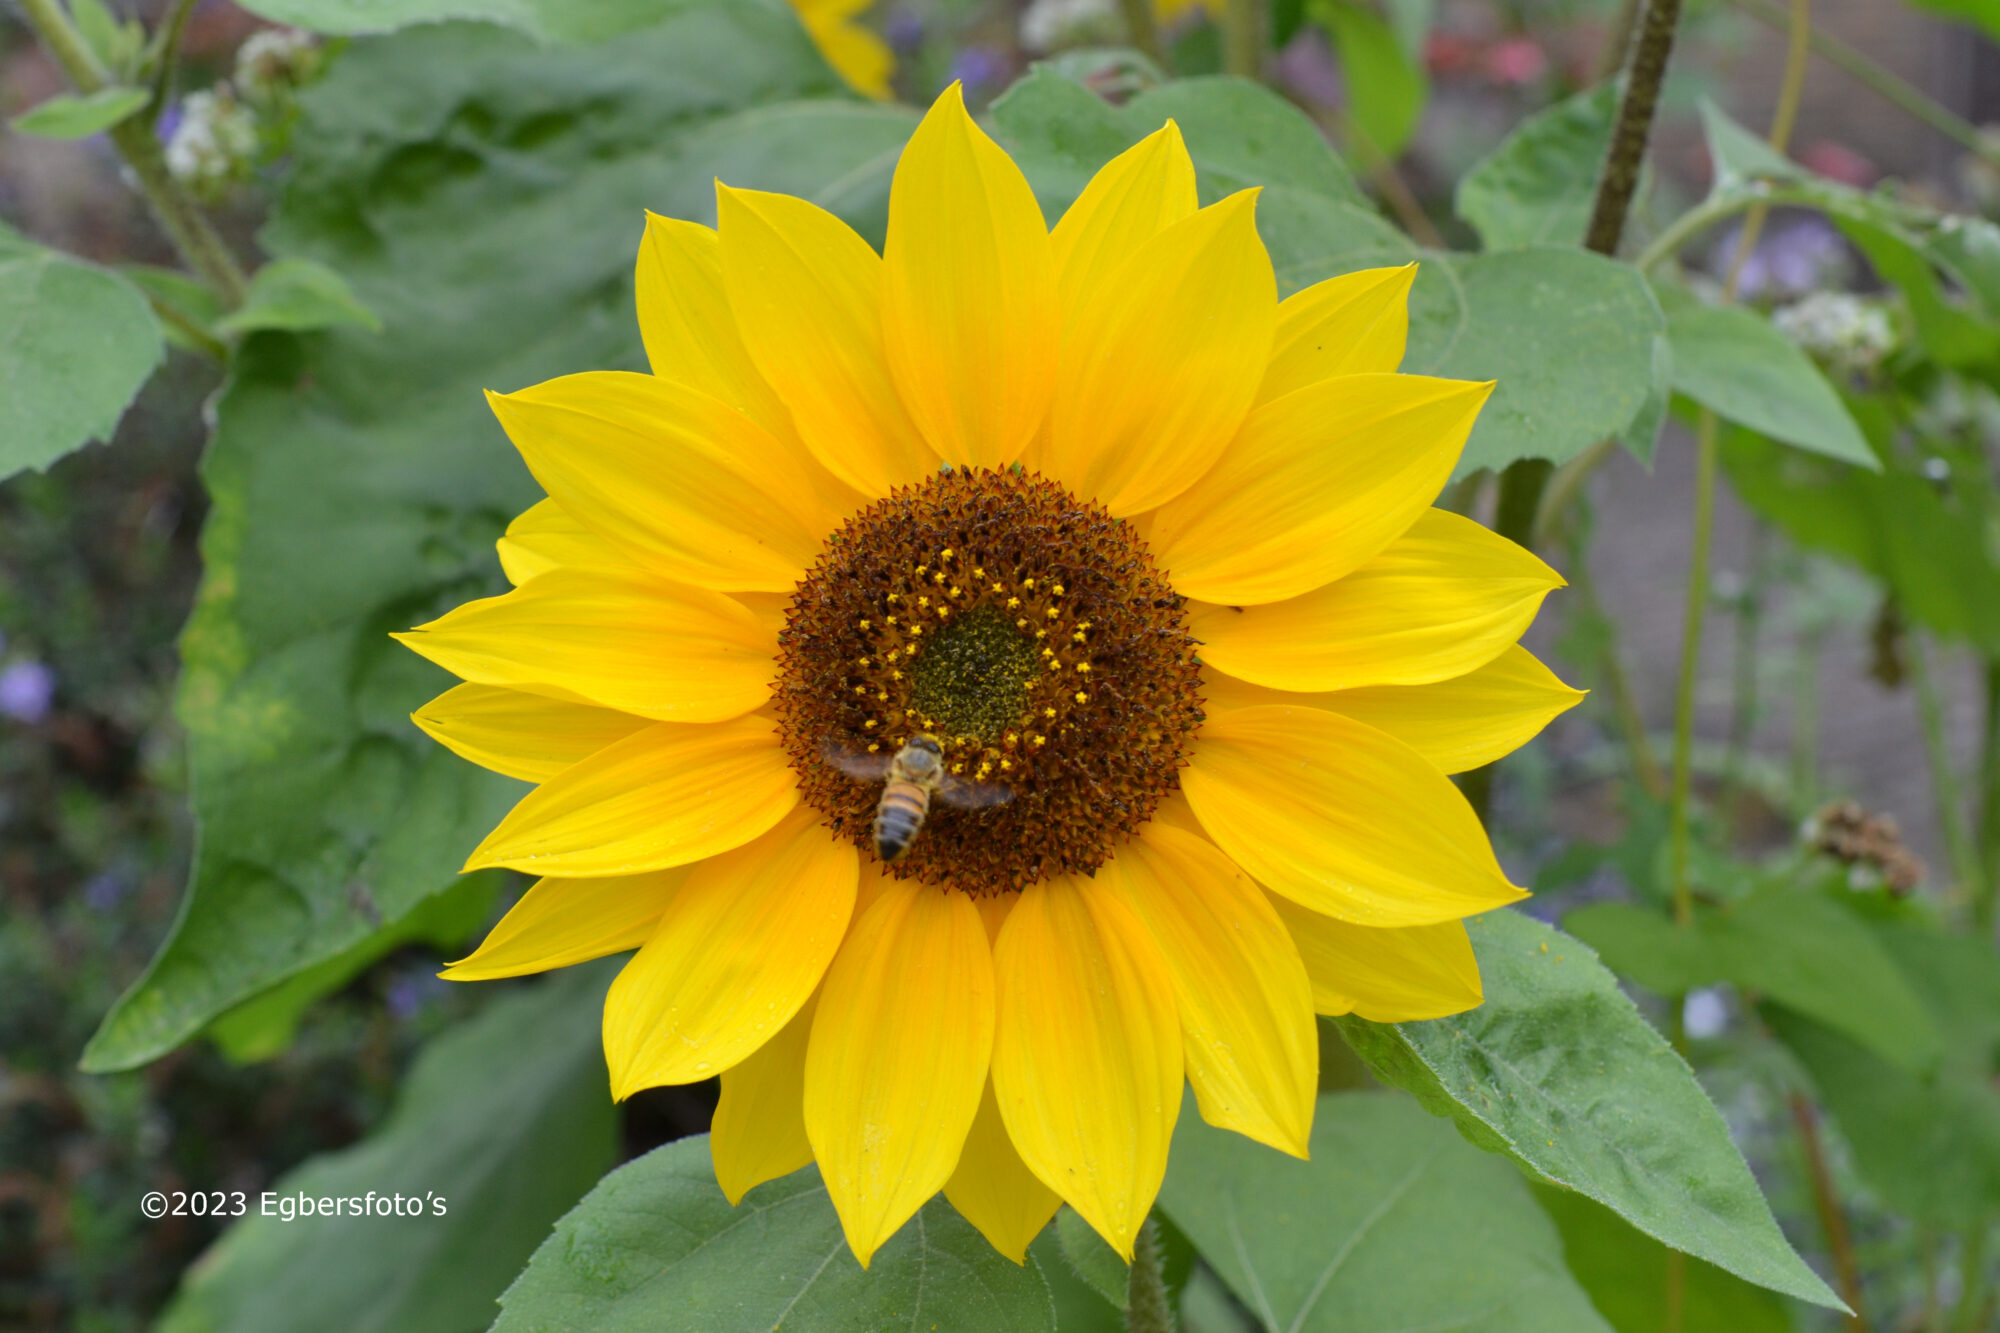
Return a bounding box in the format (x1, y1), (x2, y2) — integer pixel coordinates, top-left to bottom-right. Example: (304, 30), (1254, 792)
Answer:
(1127, 1215), (1175, 1333)
(1666, 0), (1809, 923)
(1116, 0), (1165, 64)
(17, 0), (249, 307)
(1790, 1091), (1867, 1329)
(1665, 1248), (1686, 1333)
(144, 0), (201, 130)
(1583, 0), (1685, 255)
(1668, 415), (1718, 925)
(1977, 660), (2000, 929)
(1721, 521), (1767, 810)
(1597, 0), (1643, 81)
(1912, 635), (1982, 912)
(1223, 0), (1262, 79)
(1729, 0), (2000, 169)
(1791, 624), (1824, 804)
(1953, 1222), (1991, 1333)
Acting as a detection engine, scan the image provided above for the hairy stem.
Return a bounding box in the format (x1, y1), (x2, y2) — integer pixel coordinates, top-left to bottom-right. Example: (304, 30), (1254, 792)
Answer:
(1127, 1215), (1176, 1333)
(144, 0), (201, 130)
(1977, 660), (2000, 929)
(18, 0), (249, 307)
(1790, 1092), (1867, 1329)
(1583, 0), (1684, 254)
(1116, 0), (1165, 64)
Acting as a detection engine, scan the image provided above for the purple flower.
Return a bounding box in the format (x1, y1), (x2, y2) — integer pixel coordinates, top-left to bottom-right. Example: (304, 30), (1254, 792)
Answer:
(0, 661), (56, 723)
(85, 870), (133, 912)
(950, 47), (1007, 92)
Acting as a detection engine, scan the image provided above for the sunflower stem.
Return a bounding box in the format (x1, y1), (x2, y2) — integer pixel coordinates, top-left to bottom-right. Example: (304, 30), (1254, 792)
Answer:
(1582, 0), (1683, 255)
(1127, 1215), (1176, 1333)
(16, 0), (249, 308)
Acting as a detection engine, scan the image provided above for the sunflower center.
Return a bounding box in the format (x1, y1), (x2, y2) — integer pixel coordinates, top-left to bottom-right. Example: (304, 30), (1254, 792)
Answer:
(774, 467), (1204, 894)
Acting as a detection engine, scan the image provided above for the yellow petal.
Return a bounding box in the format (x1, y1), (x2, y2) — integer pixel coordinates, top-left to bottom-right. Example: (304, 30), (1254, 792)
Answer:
(496, 498), (627, 586)
(394, 569), (778, 723)
(1316, 644), (1585, 774)
(1182, 706), (1526, 926)
(1270, 896), (1484, 1021)
(1256, 264), (1416, 404)
(1105, 824), (1316, 1158)
(1188, 508), (1565, 692)
(605, 808), (857, 1097)
(883, 84), (1056, 470)
(488, 372), (858, 593)
(712, 993), (817, 1204)
(411, 682), (650, 784)
(943, 1077), (1061, 1263)
(1149, 374), (1492, 605)
(718, 183), (936, 497)
(442, 868), (685, 981)
(463, 715), (796, 876)
(1043, 191), (1275, 516)
(805, 880), (994, 1266)
(635, 212), (791, 431)
(992, 874), (1181, 1259)
(791, 0), (894, 99)
(1049, 121), (1198, 316)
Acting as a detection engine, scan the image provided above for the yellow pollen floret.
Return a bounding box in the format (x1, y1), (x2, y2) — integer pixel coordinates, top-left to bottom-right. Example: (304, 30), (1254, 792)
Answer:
(940, 548), (954, 560)
(1076, 662), (1091, 673)
(1075, 691), (1088, 704)
(1046, 607), (1059, 618)
(1023, 577), (1036, 589)
(1044, 707), (1057, 719)
(863, 719), (877, 729)
(1052, 584), (1065, 595)
(1007, 597), (1019, 609)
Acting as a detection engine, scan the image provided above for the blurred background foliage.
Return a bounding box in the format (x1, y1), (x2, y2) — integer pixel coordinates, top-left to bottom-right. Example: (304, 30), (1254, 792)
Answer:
(7, 0), (2000, 1330)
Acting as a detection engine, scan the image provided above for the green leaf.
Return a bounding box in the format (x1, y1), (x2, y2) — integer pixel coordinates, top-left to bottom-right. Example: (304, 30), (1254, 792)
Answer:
(1333, 909), (1842, 1310)
(1663, 304), (1875, 466)
(990, 68), (1366, 225)
(1316, 0), (1429, 159)
(8, 85), (151, 138)
(120, 264), (228, 353)
(1405, 249), (1668, 476)
(0, 227), (163, 480)
(157, 966), (617, 1333)
(1457, 83), (1618, 251)
(1903, 0), (2000, 43)
(1533, 1186), (1796, 1333)
(492, 1138), (1056, 1332)
(203, 871), (500, 1063)
(1028, 1231), (1126, 1332)
(216, 257), (384, 336)
(1158, 1089), (1613, 1332)
(1564, 886), (1941, 1073)
(1769, 919), (2000, 1230)
(1056, 1206), (1128, 1310)
(1720, 426), (2000, 654)
(81, 5), (884, 1072)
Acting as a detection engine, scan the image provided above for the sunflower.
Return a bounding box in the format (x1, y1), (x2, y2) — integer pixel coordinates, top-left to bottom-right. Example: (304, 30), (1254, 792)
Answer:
(788, 0), (893, 101)
(396, 85), (1580, 1267)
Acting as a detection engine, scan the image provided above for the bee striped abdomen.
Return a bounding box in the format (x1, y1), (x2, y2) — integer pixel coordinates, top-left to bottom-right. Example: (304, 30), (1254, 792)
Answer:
(874, 782), (932, 863)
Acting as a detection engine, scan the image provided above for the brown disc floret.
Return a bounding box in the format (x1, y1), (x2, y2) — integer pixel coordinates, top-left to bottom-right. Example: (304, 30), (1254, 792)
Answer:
(773, 467), (1205, 894)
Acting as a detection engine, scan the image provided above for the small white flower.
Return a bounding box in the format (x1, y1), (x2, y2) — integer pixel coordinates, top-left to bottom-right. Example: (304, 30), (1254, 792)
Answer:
(1020, 0), (1120, 52)
(165, 88), (259, 195)
(1772, 291), (1895, 377)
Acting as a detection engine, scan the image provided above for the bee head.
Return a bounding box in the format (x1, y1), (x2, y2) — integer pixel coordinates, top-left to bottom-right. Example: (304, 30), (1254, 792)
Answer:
(908, 734), (944, 757)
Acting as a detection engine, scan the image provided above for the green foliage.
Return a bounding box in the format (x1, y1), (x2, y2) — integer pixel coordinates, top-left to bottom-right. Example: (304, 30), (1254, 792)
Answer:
(1056, 1206), (1129, 1310)
(1769, 919), (2000, 1231)
(229, 0), (754, 43)
(157, 965), (618, 1333)
(1533, 1186), (1796, 1333)
(1564, 884), (1941, 1072)
(1158, 1089), (1612, 1332)
(1334, 909), (1841, 1309)
(8, 86), (151, 139)
(1663, 303), (1875, 466)
(0, 225), (164, 480)
(80, 2), (868, 1072)
(1457, 83), (1618, 251)
(1313, 0), (1428, 159)
(215, 258), (383, 337)
(491, 1138), (1057, 1332)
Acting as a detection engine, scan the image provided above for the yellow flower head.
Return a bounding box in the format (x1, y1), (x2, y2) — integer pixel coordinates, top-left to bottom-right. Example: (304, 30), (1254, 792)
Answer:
(788, 0), (893, 100)
(397, 85), (1581, 1267)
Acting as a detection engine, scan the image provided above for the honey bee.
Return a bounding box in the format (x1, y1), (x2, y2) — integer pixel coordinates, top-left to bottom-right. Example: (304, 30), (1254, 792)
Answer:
(824, 734), (1013, 863)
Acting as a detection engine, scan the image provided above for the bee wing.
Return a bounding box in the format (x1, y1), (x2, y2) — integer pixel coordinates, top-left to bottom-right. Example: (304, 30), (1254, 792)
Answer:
(937, 775), (1014, 810)
(821, 739), (894, 783)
